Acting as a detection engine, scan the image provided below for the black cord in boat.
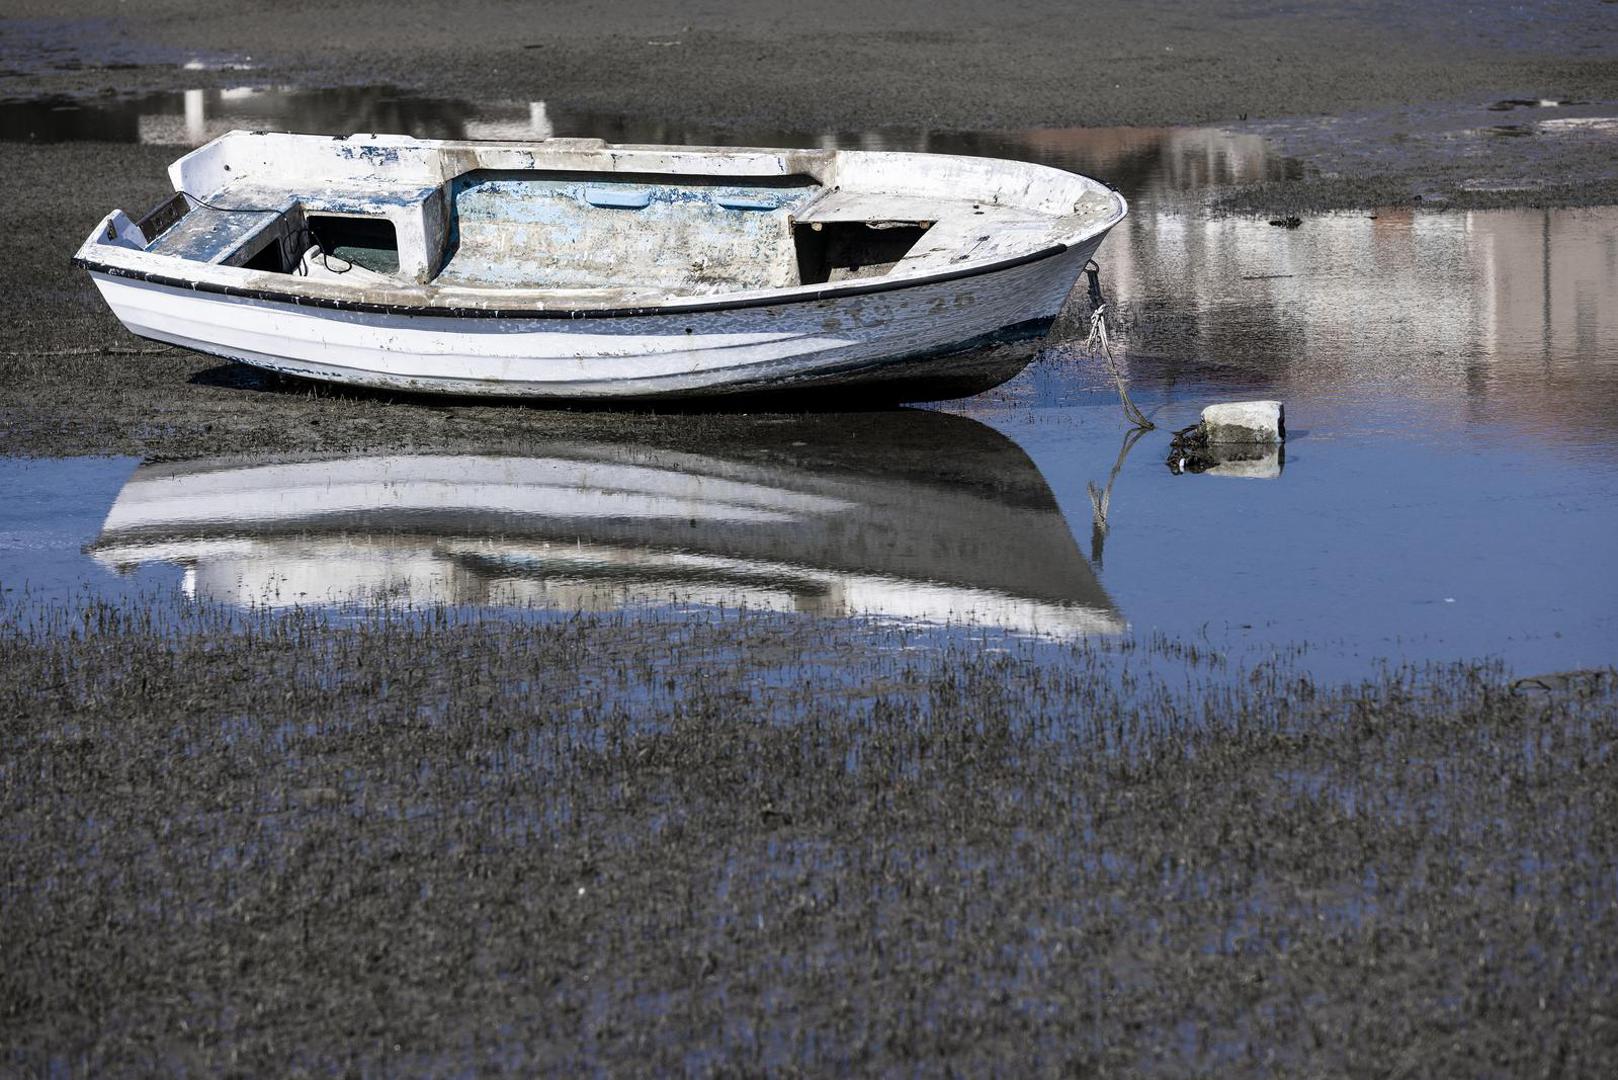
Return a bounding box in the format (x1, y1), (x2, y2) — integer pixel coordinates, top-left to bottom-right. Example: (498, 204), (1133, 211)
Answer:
(174, 190), (352, 277)
(176, 190), (283, 216)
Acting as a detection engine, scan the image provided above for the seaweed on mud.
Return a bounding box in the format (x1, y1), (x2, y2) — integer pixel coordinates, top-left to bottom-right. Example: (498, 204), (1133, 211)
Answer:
(3, 594), (1615, 1075)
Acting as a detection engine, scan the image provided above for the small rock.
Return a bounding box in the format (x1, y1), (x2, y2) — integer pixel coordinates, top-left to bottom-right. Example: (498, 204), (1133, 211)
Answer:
(1201, 401), (1285, 445)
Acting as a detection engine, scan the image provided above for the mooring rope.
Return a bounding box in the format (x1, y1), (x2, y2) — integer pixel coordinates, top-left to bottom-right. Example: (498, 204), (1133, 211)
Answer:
(1082, 261), (1153, 430)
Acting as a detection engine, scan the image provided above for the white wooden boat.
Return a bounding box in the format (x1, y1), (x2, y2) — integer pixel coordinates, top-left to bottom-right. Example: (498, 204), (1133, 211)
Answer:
(90, 413), (1123, 636)
(74, 130), (1127, 401)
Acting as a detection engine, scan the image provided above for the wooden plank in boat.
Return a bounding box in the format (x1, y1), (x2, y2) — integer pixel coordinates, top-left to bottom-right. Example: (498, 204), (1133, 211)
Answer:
(794, 191), (944, 225)
(896, 217), (1066, 272)
(144, 203), (285, 264)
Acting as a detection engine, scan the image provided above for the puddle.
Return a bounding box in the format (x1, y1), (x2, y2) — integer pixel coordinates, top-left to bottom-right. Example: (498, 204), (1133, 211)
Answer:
(0, 85), (1289, 206)
(969, 205), (1618, 675)
(76, 414), (1121, 638)
(7, 321), (1616, 680)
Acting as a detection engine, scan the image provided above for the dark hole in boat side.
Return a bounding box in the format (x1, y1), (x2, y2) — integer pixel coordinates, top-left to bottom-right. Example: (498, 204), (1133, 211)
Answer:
(793, 222), (932, 285)
(306, 214), (400, 275)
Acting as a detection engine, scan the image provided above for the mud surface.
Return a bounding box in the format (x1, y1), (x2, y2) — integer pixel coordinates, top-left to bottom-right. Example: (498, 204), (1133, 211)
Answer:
(1219, 98), (1618, 214)
(3, 597), (1616, 1075)
(6, 1), (1618, 133)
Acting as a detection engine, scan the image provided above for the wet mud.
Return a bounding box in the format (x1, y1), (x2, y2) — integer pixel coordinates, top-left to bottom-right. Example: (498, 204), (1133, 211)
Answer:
(1218, 99), (1618, 215)
(3, 597), (1616, 1075)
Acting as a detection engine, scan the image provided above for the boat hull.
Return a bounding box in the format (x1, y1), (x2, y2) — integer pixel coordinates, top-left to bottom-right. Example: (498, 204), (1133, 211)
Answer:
(90, 239), (1103, 401)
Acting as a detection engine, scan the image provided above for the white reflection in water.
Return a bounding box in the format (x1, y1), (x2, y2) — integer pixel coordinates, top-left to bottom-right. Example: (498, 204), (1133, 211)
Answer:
(89, 417), (1124, 638)
(1083, 206), (1618, 446)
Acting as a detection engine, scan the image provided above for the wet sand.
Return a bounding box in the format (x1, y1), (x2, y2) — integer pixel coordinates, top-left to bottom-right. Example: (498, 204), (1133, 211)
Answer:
(5, 1), (1618, 220)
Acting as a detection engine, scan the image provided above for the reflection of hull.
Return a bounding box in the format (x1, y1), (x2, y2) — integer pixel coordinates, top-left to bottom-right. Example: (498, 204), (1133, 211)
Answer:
(92, 412), (1123, 636)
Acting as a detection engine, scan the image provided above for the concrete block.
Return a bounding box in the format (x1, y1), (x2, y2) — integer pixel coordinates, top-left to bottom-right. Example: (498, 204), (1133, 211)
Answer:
(1201, 400), (1285, 444)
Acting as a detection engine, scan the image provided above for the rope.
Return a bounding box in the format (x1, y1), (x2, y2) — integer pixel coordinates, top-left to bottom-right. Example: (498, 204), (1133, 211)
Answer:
(1086, 425), (1147, 568)
(1083, 302), (1112, 360)
(1082, 261), (1153, 430)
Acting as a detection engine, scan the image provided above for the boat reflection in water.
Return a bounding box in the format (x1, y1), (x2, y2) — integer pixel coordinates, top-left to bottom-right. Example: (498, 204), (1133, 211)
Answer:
(91, 413), (1123, 637)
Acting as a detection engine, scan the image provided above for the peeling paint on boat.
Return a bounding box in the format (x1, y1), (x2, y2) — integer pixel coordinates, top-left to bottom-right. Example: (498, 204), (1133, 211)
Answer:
(74, 130), (1126, 401)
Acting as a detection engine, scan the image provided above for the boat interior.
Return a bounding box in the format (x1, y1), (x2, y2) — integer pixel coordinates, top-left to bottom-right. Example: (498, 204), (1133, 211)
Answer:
(105, 131), (1121, 300)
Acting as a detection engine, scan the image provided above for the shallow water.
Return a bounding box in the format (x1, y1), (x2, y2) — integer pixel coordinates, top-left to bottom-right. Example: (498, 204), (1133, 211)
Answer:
(985, 207), (1618, 676)
(63, 415), (1122, 637)
(3, 89), (1616, 679)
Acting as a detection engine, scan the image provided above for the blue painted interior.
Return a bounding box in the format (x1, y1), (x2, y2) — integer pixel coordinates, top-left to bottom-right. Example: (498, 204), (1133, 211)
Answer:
(584, 187), (654, 209)
(435, 171), (822, 291)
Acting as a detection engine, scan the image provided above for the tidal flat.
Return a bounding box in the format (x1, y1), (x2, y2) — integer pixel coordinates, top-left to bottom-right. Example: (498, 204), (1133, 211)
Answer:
(3, 596), (1615, 1075)
(4, 2), (1618, 1071)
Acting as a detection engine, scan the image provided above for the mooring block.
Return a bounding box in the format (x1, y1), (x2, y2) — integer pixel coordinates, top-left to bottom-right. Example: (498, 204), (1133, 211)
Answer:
(1200, 400), (1285, 444)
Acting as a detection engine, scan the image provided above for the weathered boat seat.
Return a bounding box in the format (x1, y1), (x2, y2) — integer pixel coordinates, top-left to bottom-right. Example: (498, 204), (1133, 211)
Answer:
(794, 189), (1066, 274)
(794, 191), (947, 226)
(144, 203), (290, 265)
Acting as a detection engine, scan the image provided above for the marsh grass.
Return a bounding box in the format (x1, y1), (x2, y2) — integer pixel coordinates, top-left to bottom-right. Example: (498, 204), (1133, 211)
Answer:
(2, 594), (1614, 1075)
